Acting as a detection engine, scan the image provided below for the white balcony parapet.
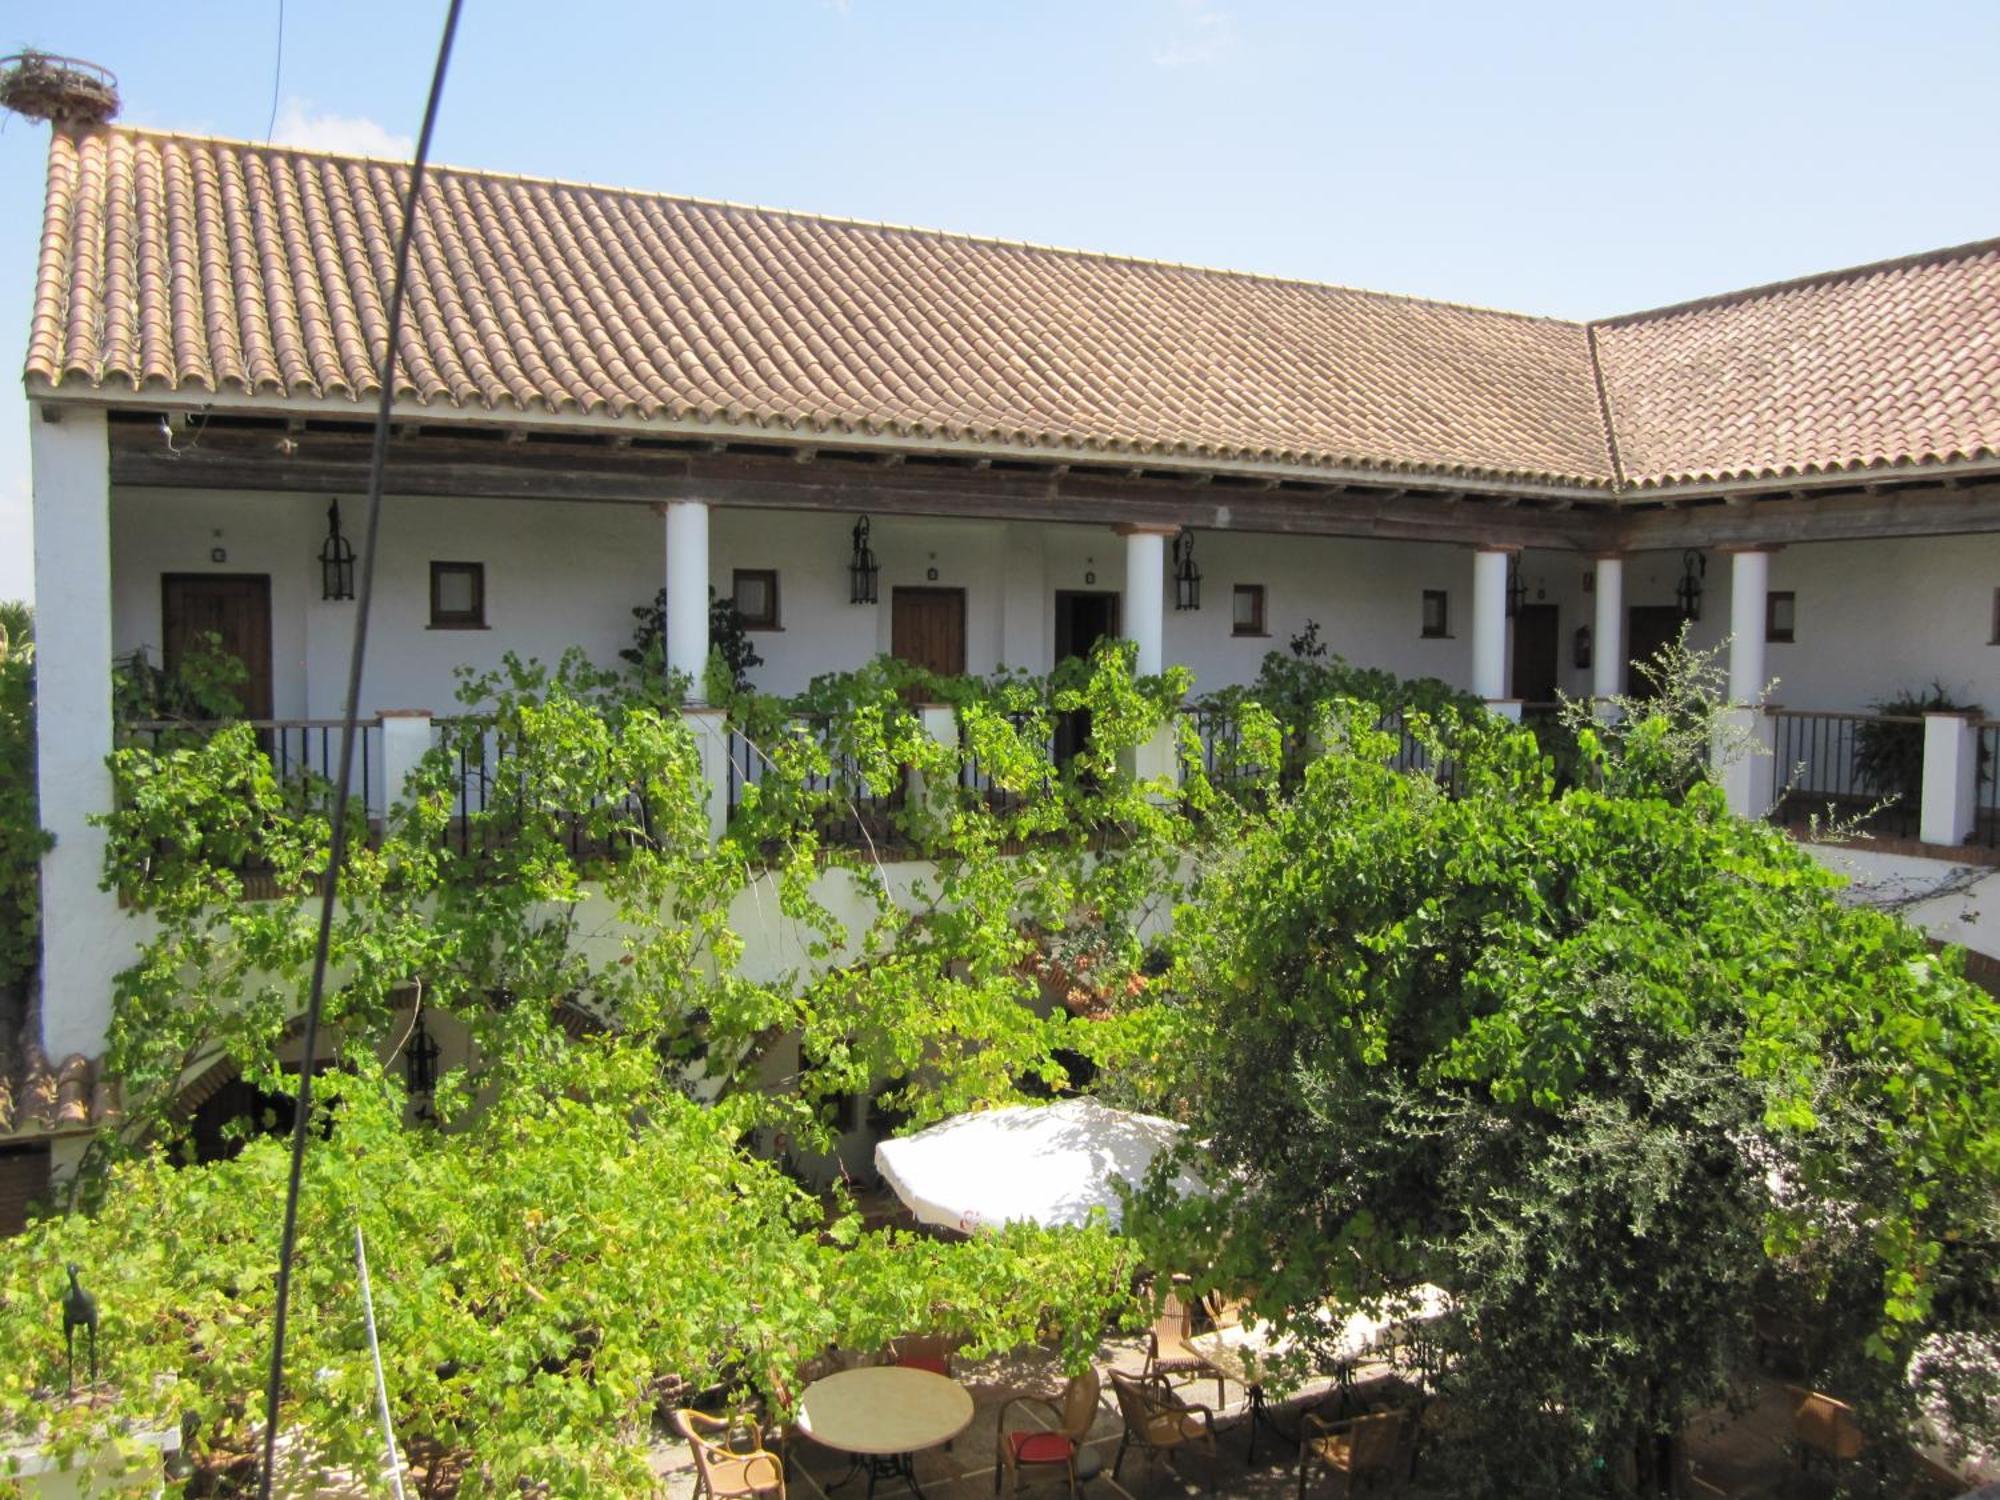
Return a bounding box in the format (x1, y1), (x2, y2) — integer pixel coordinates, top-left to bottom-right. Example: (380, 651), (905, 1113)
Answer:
(1920, 710), (1981, 847)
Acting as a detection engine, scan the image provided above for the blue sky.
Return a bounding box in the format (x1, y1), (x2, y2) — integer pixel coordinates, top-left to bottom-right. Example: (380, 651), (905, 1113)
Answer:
(4, 0), (1997, 602)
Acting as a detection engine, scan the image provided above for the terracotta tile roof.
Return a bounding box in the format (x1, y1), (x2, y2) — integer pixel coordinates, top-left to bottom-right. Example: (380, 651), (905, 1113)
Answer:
(0, 1012), (119, 1140)
(23, 126), (1611, 488)
(22, 126), (2000, 495)
(1593, 239), (2000, 489)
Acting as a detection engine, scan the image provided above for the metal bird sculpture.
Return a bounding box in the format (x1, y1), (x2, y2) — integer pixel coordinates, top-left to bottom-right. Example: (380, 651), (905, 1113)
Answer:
(62, 1262), (97, 1393)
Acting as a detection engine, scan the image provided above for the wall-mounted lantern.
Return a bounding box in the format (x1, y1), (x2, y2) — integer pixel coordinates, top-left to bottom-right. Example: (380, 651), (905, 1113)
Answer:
(319, 500), (355, 601)
(848, 516), (879, 605)
(1173, 529), (1202, 611)
(406, 1009), (440, 1120)
(1677, 549), (1706, 621)
(1506, 555), (1527, 618)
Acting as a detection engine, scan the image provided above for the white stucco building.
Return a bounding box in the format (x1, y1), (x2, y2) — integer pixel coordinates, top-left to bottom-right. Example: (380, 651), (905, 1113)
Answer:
(11, 124), (2000, 1195)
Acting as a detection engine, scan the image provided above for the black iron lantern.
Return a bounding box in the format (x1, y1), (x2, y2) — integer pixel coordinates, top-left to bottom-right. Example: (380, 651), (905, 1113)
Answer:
(1676, 549), (1706, 621)
(1172, 529), (1202, 611)
(848, 515), (879, 605)
(1505, 555), (1527, 618)
(406, 1010), (440, 1118)
(319, 500), (355, 601)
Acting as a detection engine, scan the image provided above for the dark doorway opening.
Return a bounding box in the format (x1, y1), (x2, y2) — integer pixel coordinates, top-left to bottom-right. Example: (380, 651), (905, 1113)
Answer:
(1511, 603), (1560, 706)
(1626, 606), (1686, 701)
(162, 573), (274, 718)
(890, 586), (967, 679)
(1053, 591), (1121, 762)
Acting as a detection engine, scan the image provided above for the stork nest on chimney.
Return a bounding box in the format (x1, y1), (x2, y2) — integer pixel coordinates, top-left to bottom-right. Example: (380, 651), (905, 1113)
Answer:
(0, 52), (120, 126)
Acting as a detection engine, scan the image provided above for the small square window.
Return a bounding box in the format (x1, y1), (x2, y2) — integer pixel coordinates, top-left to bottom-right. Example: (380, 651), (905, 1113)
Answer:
(1232, 584), (1267, 637)
(429, 562), (485, 628)
(1421, 590), (1450, 639)
(733, 569), (780, 630)
(1766, 591), (1796, 644)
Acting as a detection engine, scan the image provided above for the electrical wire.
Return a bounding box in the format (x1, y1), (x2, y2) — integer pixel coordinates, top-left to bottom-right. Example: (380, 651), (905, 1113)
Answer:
(256, 4), (463, 1493)
(264, 0), (286, 142)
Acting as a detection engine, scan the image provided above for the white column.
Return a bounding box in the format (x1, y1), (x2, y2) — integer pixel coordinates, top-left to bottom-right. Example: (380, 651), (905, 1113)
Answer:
(663, 501), (710, 701)
(1119, 525), (1169, 677)
(1726, 547), (1771, 707)
(1471, 547), (1514, 706)
(31, 408), (125, 1061)
(1920, 712), (1980, 847)
(1592, 555), (1625, 704)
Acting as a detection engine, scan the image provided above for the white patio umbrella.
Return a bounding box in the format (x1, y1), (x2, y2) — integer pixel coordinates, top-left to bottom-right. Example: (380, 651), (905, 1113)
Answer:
(873, 1096), (1200, 1233)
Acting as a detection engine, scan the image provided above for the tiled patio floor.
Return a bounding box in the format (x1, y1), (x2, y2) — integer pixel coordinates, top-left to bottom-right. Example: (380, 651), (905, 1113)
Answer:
(650, 1335), (1969, 1500)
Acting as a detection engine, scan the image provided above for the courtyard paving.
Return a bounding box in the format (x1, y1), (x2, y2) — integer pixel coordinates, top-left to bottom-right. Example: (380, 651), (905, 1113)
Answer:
(647, 1334), (1955, 1500)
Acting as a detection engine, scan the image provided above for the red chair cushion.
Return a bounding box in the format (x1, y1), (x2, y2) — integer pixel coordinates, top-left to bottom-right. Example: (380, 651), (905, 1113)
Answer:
(1007, 1432), (1076, 1465)
(897, 1355), (950, 1376)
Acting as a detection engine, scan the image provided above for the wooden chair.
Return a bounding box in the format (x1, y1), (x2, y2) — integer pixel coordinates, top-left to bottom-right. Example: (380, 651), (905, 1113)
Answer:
(994, 1367), (1101, 1498)
(1107, 1369), (1217, 1490)
(674, 1409), (787, 1500)
(1298, 1407), (1404, 1498)
(1791, 1389), (1864, 1471)
(1144, 1288), (1227, 1406)
(887, 1332), (955, 1377)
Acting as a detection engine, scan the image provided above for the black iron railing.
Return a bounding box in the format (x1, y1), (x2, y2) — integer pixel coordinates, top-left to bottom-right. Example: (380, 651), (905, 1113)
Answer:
(726, 715), (909, 847)
(120, 718), (382, 817)
(959, 710), (1054, 814)
(1767, 709), (1921, 838)
(1977, 722), (2000, 848)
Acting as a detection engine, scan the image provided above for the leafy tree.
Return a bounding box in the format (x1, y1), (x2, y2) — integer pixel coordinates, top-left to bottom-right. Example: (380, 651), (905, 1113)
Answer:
(0, 1041), (1136, 1496)
(1124, 677), (2000, 1496)
(0, 603), (49, 996)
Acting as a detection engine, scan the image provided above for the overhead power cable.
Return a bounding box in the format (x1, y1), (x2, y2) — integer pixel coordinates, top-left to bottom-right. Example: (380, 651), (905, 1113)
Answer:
(256, 4), (463, 1494)
(263, 0), (286, 141)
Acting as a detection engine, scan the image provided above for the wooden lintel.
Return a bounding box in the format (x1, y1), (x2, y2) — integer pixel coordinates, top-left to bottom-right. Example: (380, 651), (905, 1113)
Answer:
(1615, 480), (2000, 549)
(105, 423), (1606, 550)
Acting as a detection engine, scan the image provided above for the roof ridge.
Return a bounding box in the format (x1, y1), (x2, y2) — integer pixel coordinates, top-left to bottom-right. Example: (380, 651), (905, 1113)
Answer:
(90, 123), (1586, 330)
(1590, 235), (2000, 328)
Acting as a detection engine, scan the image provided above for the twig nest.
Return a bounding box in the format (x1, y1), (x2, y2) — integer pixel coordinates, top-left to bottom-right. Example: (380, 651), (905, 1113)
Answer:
(0, 52), (121, 125)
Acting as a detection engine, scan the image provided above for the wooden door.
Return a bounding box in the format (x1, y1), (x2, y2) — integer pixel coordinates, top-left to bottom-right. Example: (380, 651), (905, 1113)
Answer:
(1510, 603), (1560, 705)
(162, 574), (273, 718)
(890, 587), (967, 678)
(1625, 605), (1686, 701)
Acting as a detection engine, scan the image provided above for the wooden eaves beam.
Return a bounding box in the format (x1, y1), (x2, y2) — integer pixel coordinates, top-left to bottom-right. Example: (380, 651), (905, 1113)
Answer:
(105, 419), (1613, 551)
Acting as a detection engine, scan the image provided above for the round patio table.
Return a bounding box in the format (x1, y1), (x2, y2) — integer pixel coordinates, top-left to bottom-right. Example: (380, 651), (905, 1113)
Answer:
(797, 1365), (975, 1499)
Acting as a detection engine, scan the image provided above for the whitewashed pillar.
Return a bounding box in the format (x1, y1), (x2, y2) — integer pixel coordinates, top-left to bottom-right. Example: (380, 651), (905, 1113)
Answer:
(662, 500), (710, 702)
(909, 702), (961, 832)
(1726, 547), (1773, 707)
(377, 710), (435, 814)
(682, 706), (730, 844)
(1716, 547), (1777, 818)
(1592, 555), (1625, 706)
(1471, 546), (1515, 710)
(1118, 524), (1171, 677)
(31, 407), (124, 1061)
(1920, 711), (1980, 847)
